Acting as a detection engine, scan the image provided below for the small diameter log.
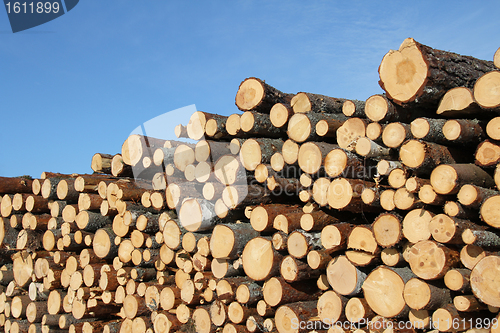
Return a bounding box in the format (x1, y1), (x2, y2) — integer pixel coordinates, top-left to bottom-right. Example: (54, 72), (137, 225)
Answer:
(436, 87), (486, 118)
(458, 184), (499, 210)
(406, 176), (430, 193)
(281, 255), (322, 283)
(471, 255), (500, 307)
(442, 119), (485, 146)
(226, 114), (242, 137)
(481, 195), (500, 228)
(355, 137), (392, 158)
(345, 297), (375, 324)
(275, 301), (319, 333)
(187, 111), (228, 141)
(324, 147), (373, 179)
(286, 230), (321, 259)
(432, 304), (473, 332)
(453, 295), (487, 312)
(206, 116), (230, 139)
(241, 111), (284, 138)
(92, 228), (118, 260)
(320, 223), (351, 252)
(291, 92), (345, 114)
(463, 228), (500, 248)
(210, 223), (259, 259)
(362, 266), (414, 318)
(235, 281), (262, 306)
(317, 290), (348, 324)
(388, 168), (407, 189)
(300, 210), (340, 232)
(408, 240), (460, 280)
(444, 201), (477, 220)
(326, 255), (366, 296)
(476, 139), (500, 167)
(173, 144), (195, 172)
(287, 112), (346, 143)
(378, 37), (496, 107)
(298, 141), (338, 175)
(242, 237), (282, 281)
(262, 277), (318, 307)
(430, 214), (483, 245)
(282, 139), (299, 165)
(402, 208), (435, 244)
(381, 248), (405, 267)
(460, 244), (492, 270)
(382, 122), (412, 148)
(178, 198), (222, 232)
(336, 117), (368, 151)
(327, 178), (376, 212)
(410, 118), (447, 143)
(110, 154), (133, 178)
(430, 164), (495, 195)
(403, 278), (451, 310)
(474, 71), (500, 109)
(270, 103), (293, 128)
(121, 134), (166, 166)
(399, 140), (463, 175)
(487, 117), (500, 140)
(367, 122), (384, 145)
(394, 188), (424, 210)
(91, 153), (113, 174)
(235, 77), (291, 113)
(372, 212), (403, 248)
(365, 94), (421, 123)
(444, 269), (471, 293)
(347, 225), (378, 255)
(418, 184), (450, 206)
(343, 99), (366, 117)
(240, 138), (284, 171)
(222, 184), (272, 210)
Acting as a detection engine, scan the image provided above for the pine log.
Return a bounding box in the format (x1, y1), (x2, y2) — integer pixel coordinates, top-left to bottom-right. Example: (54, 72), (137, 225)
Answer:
(430, 164), (495, 195)
(366, 121), (383, 141)
(399, 140), (465, 175)
(476, 139), (500, 167)
(187, 111), (229, 141)
(222, 184), (272, 210)
(410, 118), (447, 144)
(372, 212), (403, 247)
(382, 122), (412, 148)
(262, 277), (318, 307)
(436, 87), (488, 118)
(378, 37), (496, 107)
(317, 290), (348, 324)
(345, 297), (375, 324)
(235, 77), (291, 113)
(210, 223), (259, 259)
(242, 237), (282, 281)
(487, 117), (500, 141)
(287, 112), (346, 143)
(365, 94), (425, 123)
(298, 141), (338, 175)
(270, 103), (293, 128)
(320, 223), (351, 252)
(240, 138), (283, 171)
(444, 268), (471, 293)
(402, 208), (435, 244)
(241, 111), (285, 138)
(281, 139), (299, 165)
(362, 266), (414, 318)
(408, 240), (459, 280)
(121, 134), (166, 166)
(403, 278), (451, 310)
(0, 176), (33, 194)
(470, 255), (500, 307)
(474, 71), (500, 110)
(336, 117), (368, 150)
(442, 119), (485, 145)
(430, 214), (483, 244)
(324, 147), (373, 179)
(343, 99), (366, 117)
(355, 137), (392, 158)
(327, 255), (366, 296)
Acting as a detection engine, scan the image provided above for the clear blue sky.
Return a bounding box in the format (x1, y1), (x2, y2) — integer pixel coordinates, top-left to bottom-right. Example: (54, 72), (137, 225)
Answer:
(1, 1), (499, 178)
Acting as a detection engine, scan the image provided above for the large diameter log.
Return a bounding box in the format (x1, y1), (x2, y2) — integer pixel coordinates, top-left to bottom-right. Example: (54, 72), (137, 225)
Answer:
(470, 255), (500, 307)
(210, 224), (259, 259)
(378, 37), (496, 107)
(408, 240), (459, 280)
(436, 87), (485, 118)
(242, 237), (282, 281)
(430, 164), (495, 195)
(361, 266), (414, 318)
(13, 250), (33, 288)
(235, 77), (291, 113)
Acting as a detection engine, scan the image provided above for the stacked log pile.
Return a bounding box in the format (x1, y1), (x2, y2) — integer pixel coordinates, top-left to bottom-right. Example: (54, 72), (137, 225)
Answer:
(2, 38), (500, 333)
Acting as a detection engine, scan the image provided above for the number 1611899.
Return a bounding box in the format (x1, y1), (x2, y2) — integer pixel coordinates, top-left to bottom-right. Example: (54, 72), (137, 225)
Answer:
(5, 2), (60, 14)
